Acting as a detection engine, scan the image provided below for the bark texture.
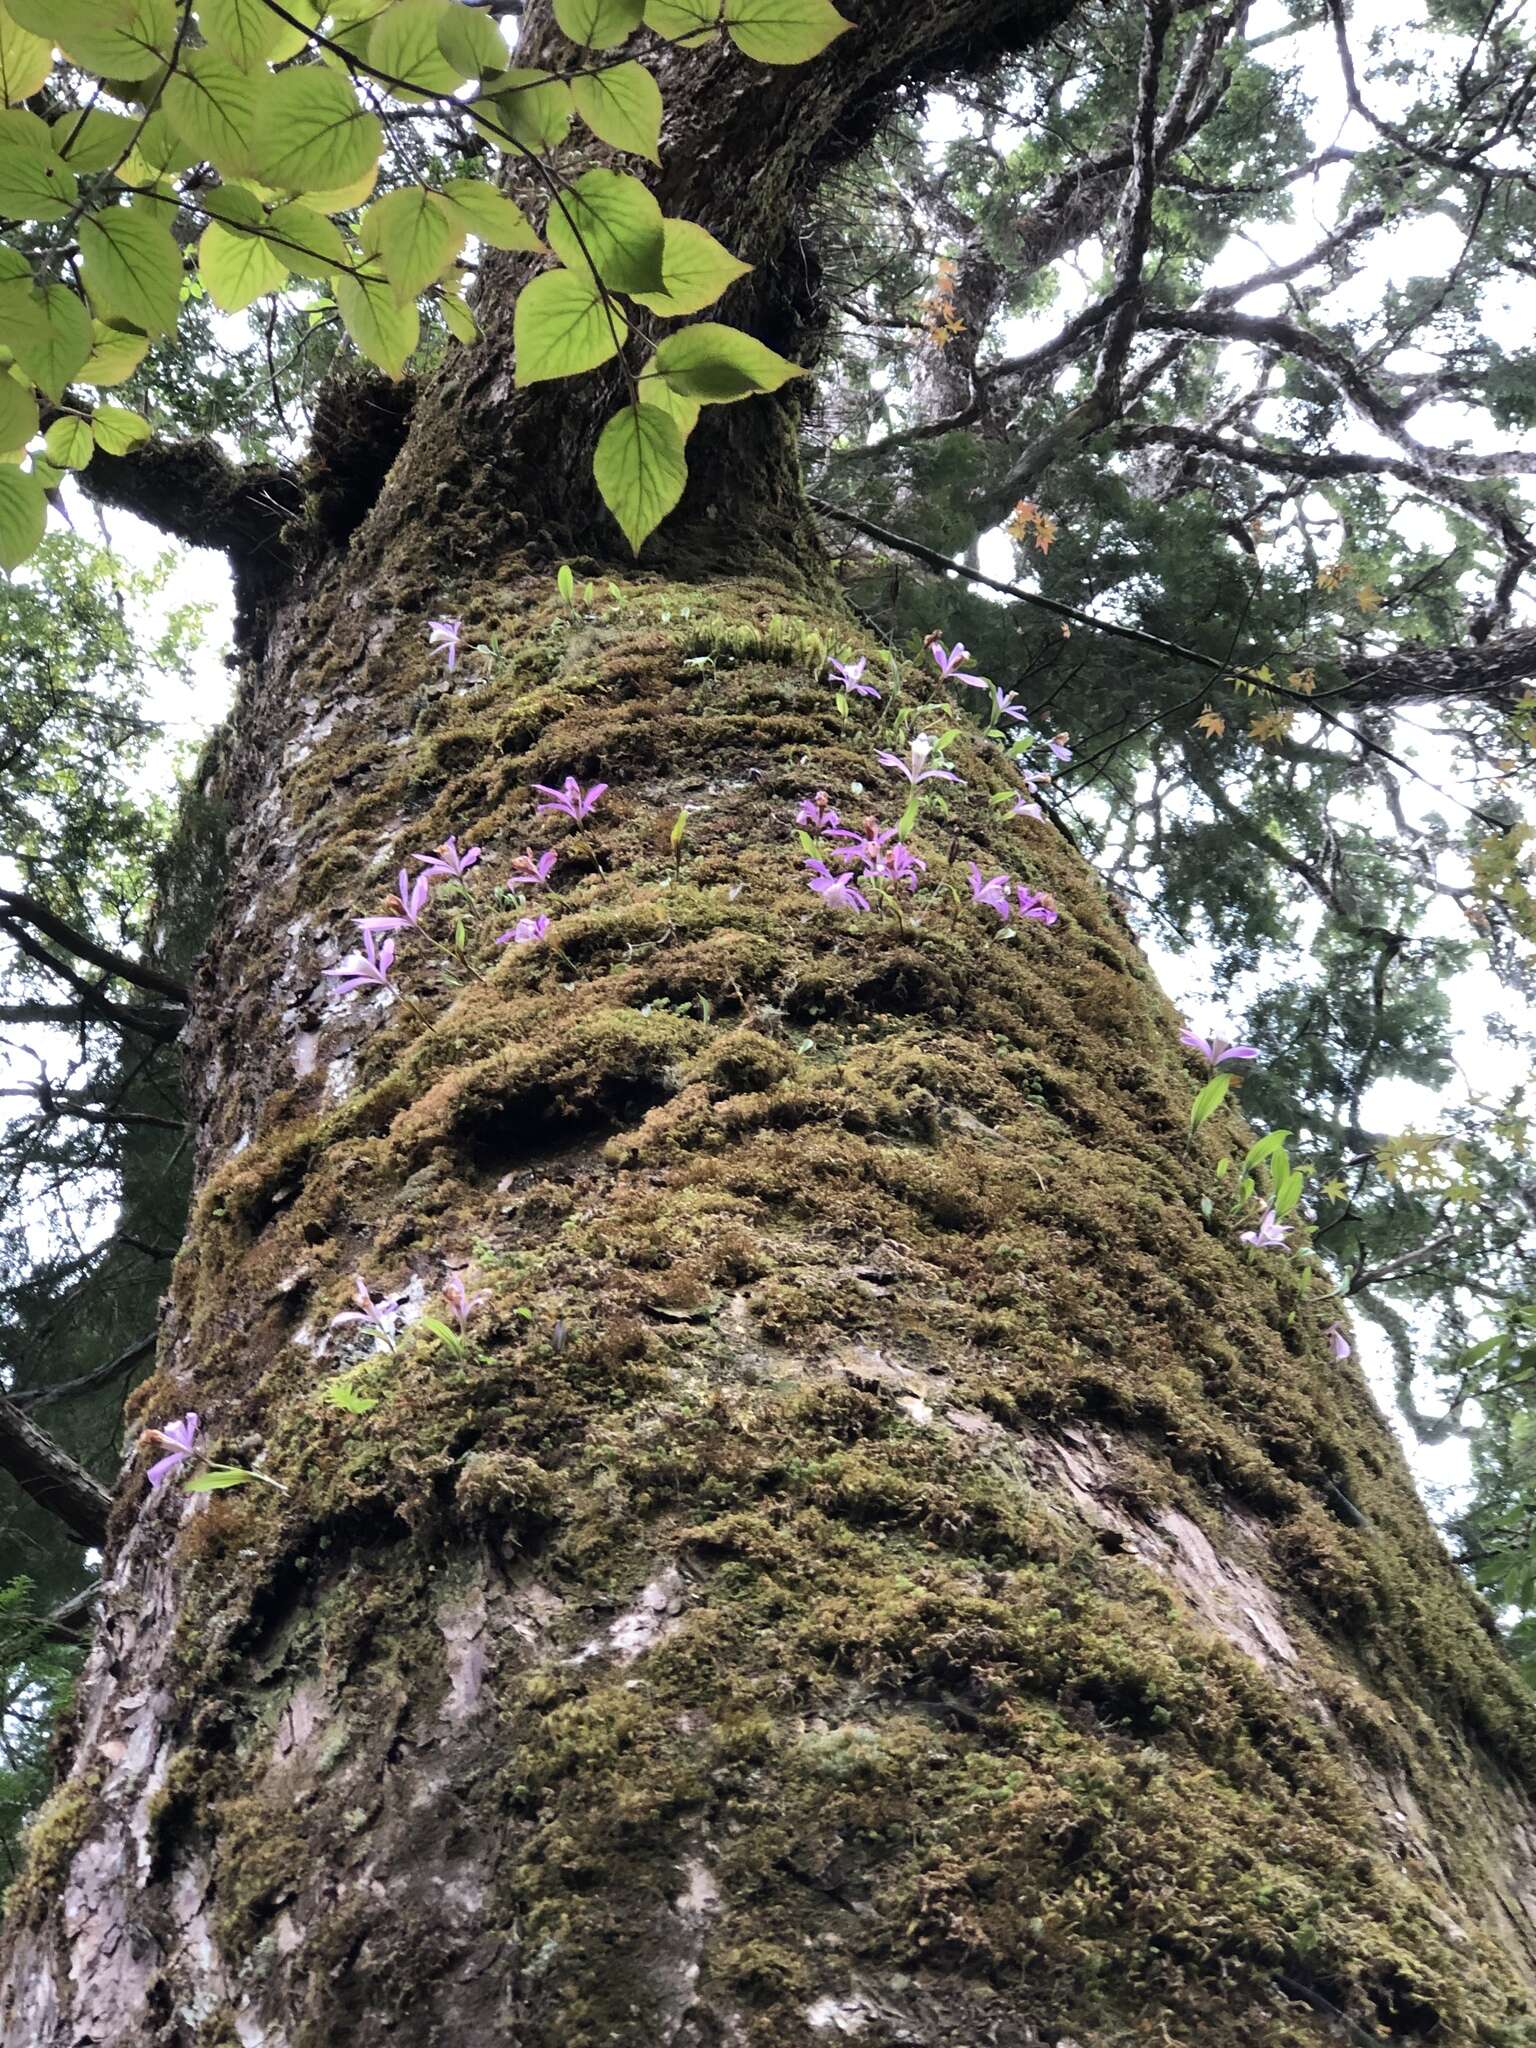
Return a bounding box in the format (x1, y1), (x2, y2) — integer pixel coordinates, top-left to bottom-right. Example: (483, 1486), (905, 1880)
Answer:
(6, 4), (1536, 2046)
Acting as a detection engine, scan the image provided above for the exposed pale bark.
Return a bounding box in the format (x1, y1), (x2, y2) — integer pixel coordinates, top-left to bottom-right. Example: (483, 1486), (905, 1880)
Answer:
(6, 5), (1536, 2046)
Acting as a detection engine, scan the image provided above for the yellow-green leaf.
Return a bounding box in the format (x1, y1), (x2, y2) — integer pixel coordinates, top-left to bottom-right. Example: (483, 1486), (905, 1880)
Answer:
(79, 202), (183, 337)
(334, 268), (419, 376)
(1, 283), (93, 399)
(0, 461), (43, 567)
(52, 0), (176, 80)
(198, 183), (263, 229)
(79, 322), (149, 386)
(52, 110), (138, 173)
(643, 0), (718, 41)
(43, 413), (91, 469)
(513, 265), (625, 384)
(199, 216), (289, 311)
(630, 218), (750, 316)
(196, 0), (286, 70)
(0, 135), (74, 222)
(251, 65), (382, 195)
(554, 0), (643, 48)
(90, 403), (151, 455)
(721, 0), (851, 62)
(369, 0), (462, 99)
(266, 201), (349, 277)
(593, 401), (686, 552)
(0, 5), (51, 104)
(438, 178), (541, 252)
(436, 1), (508, 77)
(544, 167), (664, 294)
(163, 51), (267, 178)
(638, 370), (700, 442)
(473, 70), (572, 153)
(0, 371), (35, 450)
(570, 60), (662, 162)
(651, 320), (804, 401)
(361, 185), (464, 304)
(440, 291), (479, 344)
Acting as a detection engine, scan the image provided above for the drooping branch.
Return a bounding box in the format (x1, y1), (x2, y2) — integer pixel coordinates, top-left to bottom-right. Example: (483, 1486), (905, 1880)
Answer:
(8, 1334), (156, 1415)
(0, 890), (189, 1004)
(0, 1397), (110, 1547)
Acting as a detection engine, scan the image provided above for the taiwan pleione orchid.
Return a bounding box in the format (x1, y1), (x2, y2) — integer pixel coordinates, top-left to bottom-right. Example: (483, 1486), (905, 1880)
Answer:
(508, 849), (558, 890)
(331, 1276), (406, 1351)
(426, 617), (463, 671)
(1047, 733), (1073, 764)
(805, 859), (871, 912)
(1324, 1322), (1351, 1361)
(498, 914), (549, 946)
(967, 864), (1013, 919)
(323, 929), (396, 998)
(797, 792), (841, 832)
(877, 733), (963, 787)
(443, 1268), (490, 1335)
(358, 867), (432, 937)
(830, 655), (880, 699)
(143, 1413), (200, 1489)
(990, 688), (1031, 728)
(1239, 1209), (1291, 1252)
(1011, 795), (1044, 821)
(534, 776), (607, 823)
(414, 835), (482, 884)
(1180, 1027), (1261, 1069)
(929, 639), (986, 690)
(1014, 885), (1059, 926)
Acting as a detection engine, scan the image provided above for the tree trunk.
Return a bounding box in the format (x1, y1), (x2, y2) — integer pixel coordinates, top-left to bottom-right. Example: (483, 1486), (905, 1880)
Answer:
(7, 7), (1536, 2045)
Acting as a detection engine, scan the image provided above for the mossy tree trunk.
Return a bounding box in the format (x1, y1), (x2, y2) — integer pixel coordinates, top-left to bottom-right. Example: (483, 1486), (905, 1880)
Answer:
(7, 5), (1536, 2044)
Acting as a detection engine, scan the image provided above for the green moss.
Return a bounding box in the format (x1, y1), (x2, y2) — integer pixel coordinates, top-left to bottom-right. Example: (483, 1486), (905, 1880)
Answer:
(3, 1771), (102, 1927)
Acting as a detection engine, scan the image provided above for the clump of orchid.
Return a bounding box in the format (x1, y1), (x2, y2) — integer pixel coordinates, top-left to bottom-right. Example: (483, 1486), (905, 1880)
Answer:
(140, 1412), (285, 1497)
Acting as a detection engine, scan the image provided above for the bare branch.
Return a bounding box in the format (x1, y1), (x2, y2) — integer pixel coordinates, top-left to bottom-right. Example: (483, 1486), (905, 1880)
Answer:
(0, 1397), (111, 1547)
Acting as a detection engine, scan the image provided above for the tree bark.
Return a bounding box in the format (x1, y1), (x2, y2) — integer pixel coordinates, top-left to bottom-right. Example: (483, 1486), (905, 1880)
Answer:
(6, 6), (1536, 2046)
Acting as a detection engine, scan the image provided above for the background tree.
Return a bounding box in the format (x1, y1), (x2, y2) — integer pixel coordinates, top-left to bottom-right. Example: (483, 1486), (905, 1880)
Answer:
(1, 1), (1536, 2043)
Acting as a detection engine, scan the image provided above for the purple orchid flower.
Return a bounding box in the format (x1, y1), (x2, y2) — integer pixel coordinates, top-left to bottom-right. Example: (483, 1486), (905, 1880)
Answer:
(1324, 1322), (1351, 1361)
(1011, 796), (1044, 821)
(358, 867), (432, 939)
(878, 841), (927, 892)
(414, 835), (482, 884)
(443, 1268), (490, 1334)
(323, 929), (396, 998)
(1239, 1209), (1291, 1252)
(143, 1413), (200, 1489)
(827, 819), (897, 865)
(1179, 1028), (1260, 1069)
(929, 640), (986, 690)
(534, 776), (607, 823)
(876, 733), (963, 787)
(806, 859), (870, 911)
(508, 849), (558, 890)
(990, 688), (1031, 726)
(967, 863), (1013, 919)
(497, 914), (549, 946)
(797, 792), (841, 832)
(830, 656), (880, 700)
(332, 1275), (406, 1351)
(1046, 732), (1073, 764)
(1015, 885), (1059, 926)
(1019, 767), (1053, 791)
(427, 617), (463, 672)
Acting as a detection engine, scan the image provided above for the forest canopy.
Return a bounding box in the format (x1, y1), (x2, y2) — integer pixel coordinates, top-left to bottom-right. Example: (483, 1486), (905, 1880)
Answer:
(1, 0), (1536, 1880)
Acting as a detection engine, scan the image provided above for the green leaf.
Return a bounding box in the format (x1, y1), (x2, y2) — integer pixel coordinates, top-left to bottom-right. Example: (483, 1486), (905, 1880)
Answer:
(650, 320), (804, 402)
(0, 371), (35, 450)
(438, 178), (541, 252)
(163, 51), (267, 178)
(1273, 1167), (1307, 1220)
(1241, 1129), (1290, 1175)
(79, 321), (149, 386)
(197, 0), (287, 70)
(638, 371), (700, 442)
(320, 1377), (379, 1414)
(0, 134), (72, 223)
(125, 111), (198, 176)
(571, 60), (663, 162)
(473, 70), (573, 153)
(49, 0), (175, 79)
(2, 284), (92, 400)
(594, 401), (686, 552)
(897, 791), (921, 837)
(544, 167), (665, 293)
(439, 291), (479, 344)
(51, 109), (137, 172)
(251, 65), (382, 195)
(199, 216), (289, 312)
(198, 183), (262, 229)
(369, 0), (463, 99)
(721, 0), (852, 62)
(0, 6), (52, 105)
(513, 265), (626, 384)
(265, 201), (349, 277)
(89, 403), (150, 455)
(557, 561), (575, 601)
(362, 185), (464, 304)
(554, 0), (643, 47)
(643, 0), (718, 41)
(0, 463), (44, 569)
(630, 218), (751, 316)
(80, 203), (183, 337)
(183, 1466), (255, 1492)
(334, 268), (420, 377)
(436, 1), (509, 77)
(42, 414), (91, 469)
(1188, 1072), (1232, 1136)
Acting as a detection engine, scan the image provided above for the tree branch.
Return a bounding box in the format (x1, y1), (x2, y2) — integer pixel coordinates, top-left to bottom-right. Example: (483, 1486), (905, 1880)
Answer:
(0, 1397), (110, 1547)
(8, 1334), (156, 1415)
(0, 890), (189, 1003)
